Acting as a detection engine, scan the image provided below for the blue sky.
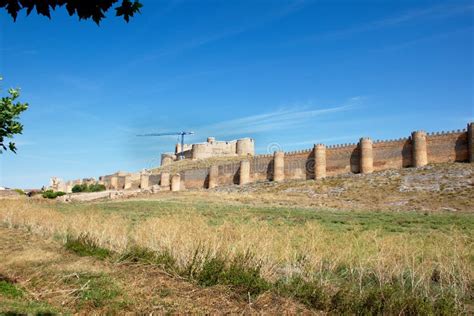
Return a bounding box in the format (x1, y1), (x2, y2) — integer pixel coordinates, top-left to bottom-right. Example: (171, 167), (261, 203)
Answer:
(0, 0), (473, 188)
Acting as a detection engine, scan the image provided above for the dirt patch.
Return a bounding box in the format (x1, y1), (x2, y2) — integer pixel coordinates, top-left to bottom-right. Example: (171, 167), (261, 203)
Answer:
(0, 273), (17, 284)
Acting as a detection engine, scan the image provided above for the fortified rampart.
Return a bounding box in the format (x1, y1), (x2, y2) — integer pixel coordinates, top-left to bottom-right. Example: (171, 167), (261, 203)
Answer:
(51, 122), (473, 194)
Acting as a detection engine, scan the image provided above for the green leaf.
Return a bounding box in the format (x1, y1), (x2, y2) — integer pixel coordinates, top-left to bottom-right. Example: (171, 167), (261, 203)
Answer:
(0, 76), (28, 154)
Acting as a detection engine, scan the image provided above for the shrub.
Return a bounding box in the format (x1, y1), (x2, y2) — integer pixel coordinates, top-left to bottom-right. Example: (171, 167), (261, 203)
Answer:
(196, 257), (226, 286)
(72, 183), (88, 193)
(42, 190), (66, 199)
(196, 253), (269, 297)
(276, 277), (328, 310)
(89, 183), (106, 192)
(72, 183), (106, 193)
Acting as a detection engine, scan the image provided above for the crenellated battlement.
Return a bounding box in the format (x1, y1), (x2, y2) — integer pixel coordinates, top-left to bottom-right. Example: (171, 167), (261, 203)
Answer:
(51, 122), (473, 193)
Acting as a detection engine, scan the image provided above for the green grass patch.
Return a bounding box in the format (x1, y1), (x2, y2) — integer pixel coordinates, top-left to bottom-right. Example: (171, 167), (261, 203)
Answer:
(0, 281), (23, 299)
(0, 276), (58, 315)
(64, 272), (122, 309)
(0, 300), (58, 315)
(65, 234), (112, 260)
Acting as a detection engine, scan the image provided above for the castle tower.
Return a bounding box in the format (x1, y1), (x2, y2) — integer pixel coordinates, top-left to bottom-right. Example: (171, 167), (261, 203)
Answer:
(468, 122), (474, 163)
(65, 181), (73, 193)
(236, 138), (255, 156)
(140, 172), (149, 190)
(160, 172), (170, 190)
(239, 160), (250, 185)
(208, 165), (218, 189)
(124, 175), (132, 190)
(192, 143), (208, 160)
(110, 176), (118, 190)
(273, 151), (285, 182)
(359, 138), (374, 174)
(161, 154), (174, 166)
(314, 144), (326, 179)
(171, 174), (181, 192)
(411, 131), (428, 167)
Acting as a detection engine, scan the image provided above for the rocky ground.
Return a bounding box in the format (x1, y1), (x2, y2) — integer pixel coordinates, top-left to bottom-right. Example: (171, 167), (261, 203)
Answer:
(206, 163), (474, 212)
(17, 162), (473, 212)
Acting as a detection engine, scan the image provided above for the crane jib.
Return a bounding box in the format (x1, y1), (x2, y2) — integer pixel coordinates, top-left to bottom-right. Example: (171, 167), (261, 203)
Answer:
(136, 131), (194, 160)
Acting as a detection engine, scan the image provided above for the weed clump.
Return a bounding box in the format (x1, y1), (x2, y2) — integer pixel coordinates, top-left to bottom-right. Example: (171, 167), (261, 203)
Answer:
(195, 252), (270, 297)
(65, 234), (112, 260)
(119, 245), (177, 271)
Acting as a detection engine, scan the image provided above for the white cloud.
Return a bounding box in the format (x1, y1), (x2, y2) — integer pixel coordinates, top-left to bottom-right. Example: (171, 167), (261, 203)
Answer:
(370, 26), (473, 52)
(300, 3), (474, 42)
(196, 97), (361, 137)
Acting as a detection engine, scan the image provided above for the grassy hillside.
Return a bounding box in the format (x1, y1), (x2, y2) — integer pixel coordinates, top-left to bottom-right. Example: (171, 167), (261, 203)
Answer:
(147, 162), (474, 212)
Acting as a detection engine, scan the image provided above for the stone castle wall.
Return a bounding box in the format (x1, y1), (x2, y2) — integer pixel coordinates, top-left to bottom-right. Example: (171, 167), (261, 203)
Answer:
(53, 123), (473, 193)
(152, 123), (473, 191)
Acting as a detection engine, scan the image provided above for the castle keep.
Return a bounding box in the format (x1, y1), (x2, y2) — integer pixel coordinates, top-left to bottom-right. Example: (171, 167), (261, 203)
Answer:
(51, 122), (474, 193)
(161, 137), (255, 165)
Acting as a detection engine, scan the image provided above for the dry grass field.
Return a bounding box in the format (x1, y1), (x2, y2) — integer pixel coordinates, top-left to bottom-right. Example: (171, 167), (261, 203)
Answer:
(0, 163), (473, 314)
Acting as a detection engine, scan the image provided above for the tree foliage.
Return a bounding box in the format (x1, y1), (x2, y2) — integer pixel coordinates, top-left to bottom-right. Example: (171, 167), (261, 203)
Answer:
(0, 77), (28, 154)
(72, 183), (106, 193)
(0, 0), (143, 24)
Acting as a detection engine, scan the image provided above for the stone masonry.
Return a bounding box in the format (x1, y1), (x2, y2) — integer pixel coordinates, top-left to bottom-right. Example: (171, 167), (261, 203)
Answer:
(51, 122), (473, 194)
(161, 137), (254, 166)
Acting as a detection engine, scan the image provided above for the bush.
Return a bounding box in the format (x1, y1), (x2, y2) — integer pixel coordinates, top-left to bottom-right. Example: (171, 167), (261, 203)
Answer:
(196, 253), (270, 297)
(42, 190), (66, 199)
(72, 183), (106, 193)
(89, 183), (106, 192)
(275, 277), (328, 310)
(72, 183), (88, 193)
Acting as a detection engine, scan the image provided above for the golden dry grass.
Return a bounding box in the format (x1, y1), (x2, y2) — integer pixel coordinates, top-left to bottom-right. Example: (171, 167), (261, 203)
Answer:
(0, 226), (309, 314)
(0, 198), (472, 313)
